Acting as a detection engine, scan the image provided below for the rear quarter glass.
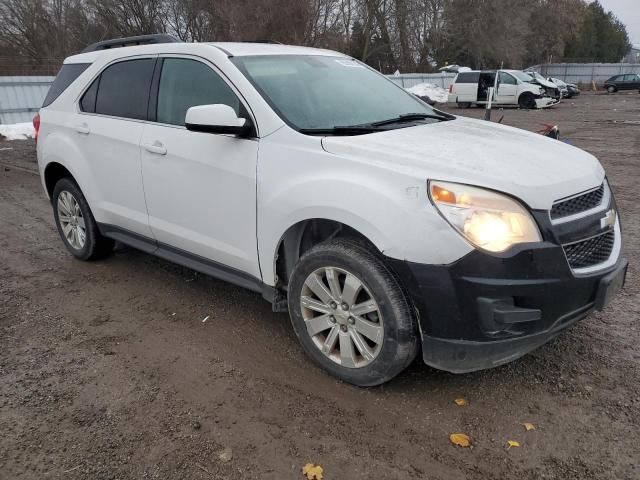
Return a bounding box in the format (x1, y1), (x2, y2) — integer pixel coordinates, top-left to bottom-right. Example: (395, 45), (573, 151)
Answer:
(42, 63), (91, 107)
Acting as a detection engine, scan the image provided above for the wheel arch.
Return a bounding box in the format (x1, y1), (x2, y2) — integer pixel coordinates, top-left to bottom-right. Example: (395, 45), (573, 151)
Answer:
(272, 218), (382, 293)
(44, 162), (76, 201)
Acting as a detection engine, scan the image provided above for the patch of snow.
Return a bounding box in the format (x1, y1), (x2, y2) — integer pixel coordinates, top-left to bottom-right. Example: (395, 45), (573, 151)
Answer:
(0, 123), (35, 141)
(406, 83), (449, 104)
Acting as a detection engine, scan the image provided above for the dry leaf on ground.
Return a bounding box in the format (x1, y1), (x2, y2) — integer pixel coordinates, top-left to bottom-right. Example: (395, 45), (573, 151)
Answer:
(523, 422), (536, 431)
(449, 433), (471, 447)
(303, 463), (324, 480)
(507, 440), (520, 449)
(454, 398), (467, 406)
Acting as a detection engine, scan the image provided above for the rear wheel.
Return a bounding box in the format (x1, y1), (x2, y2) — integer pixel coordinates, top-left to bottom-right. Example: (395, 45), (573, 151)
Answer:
(288, 239), (419, 386)
(52, 178), (114, 260)
(456, 102), (471, 109)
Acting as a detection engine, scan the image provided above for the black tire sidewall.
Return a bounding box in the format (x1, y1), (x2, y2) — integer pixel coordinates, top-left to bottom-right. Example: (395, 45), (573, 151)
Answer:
(288, 240), (418, 386)
(518, 93), (535, 109)
(52, 178), (101, 260)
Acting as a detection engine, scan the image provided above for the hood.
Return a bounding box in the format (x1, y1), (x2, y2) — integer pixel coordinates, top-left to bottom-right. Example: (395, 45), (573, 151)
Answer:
(321, 117), (604, 210)
(526, 74), (558, 90)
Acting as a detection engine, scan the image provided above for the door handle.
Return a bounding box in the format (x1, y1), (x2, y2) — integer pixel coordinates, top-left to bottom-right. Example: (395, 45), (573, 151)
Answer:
(143, 141), (167, 156)
(75, 123), (90, 134)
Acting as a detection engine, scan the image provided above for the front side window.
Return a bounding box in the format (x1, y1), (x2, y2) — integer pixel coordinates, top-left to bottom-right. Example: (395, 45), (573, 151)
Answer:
(156, 58), (240, 126)
(232, 55), (438, 131)
(499, 72), (517, 85)
(81, 58), (155, 120)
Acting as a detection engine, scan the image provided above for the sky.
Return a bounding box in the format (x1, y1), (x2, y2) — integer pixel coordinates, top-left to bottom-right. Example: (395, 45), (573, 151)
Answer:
(596, 0), (640, 45)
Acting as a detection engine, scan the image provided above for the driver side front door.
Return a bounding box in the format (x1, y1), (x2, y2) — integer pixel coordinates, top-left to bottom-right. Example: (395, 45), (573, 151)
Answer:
(495, 71), (518, 104)
(140, 56), (261, 282)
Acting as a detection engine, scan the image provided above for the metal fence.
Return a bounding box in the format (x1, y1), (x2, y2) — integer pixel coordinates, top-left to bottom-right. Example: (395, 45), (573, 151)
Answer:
(387, 73), (457, 89)
(529, 63), (640, 86)
(0, 76), (55, 124)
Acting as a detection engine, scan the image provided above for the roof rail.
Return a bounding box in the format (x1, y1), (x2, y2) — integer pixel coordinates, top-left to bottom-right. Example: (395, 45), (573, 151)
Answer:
(238, 40), (283, 44)
(81, 34), (182, 53)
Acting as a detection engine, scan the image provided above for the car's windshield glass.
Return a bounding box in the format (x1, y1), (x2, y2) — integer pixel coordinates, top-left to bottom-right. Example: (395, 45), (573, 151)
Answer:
(232, 55), (438, 131)
(511, 71), (534, 83)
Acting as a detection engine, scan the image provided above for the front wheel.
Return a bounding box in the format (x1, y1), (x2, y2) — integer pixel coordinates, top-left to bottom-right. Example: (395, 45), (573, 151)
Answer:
(518, 93), (536, 109)
(288, 239), (419, 386)
(607, 85), (617, 93)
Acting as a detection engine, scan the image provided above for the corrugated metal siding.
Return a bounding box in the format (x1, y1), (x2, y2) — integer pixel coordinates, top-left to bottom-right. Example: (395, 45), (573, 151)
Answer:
(0, 76), (54, 124)
(529, 63), (640, 85)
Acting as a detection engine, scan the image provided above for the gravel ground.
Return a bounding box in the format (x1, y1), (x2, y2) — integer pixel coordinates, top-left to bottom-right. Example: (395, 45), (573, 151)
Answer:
(0, 92), (638, 480)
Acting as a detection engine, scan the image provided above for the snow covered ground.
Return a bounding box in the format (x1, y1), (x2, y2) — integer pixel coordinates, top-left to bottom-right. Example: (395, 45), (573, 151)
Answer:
(0, 123), (35, 141)
(405, 83), (450, 104)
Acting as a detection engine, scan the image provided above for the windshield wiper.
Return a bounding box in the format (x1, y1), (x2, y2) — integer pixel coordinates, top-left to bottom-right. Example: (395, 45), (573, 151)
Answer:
(299, 125), (384, 136)
(370, 112), (452, 127)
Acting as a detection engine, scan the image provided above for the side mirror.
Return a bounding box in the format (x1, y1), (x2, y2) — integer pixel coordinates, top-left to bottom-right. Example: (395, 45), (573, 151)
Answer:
(185, 104), (251, 137)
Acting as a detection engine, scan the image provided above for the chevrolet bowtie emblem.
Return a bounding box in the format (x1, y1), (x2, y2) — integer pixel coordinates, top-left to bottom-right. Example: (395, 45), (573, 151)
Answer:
(600, 209), (617, 229)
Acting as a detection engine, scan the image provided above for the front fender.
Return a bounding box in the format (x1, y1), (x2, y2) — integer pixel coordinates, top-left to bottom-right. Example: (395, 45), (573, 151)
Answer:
(256, 130), (472, 285)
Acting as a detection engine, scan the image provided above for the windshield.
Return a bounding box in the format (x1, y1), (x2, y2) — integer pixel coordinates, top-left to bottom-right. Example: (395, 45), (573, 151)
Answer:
(511, 71), (534, 83)
(232, 55), (438, 132)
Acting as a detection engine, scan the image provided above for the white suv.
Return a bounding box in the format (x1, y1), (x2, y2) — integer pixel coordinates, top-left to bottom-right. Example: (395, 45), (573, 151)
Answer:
(36, 35), (627, 386)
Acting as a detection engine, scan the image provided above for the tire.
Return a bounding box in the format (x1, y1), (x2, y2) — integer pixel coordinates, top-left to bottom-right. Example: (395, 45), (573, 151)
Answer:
(287, 239), (419, 386)
(52, 177), (114, 260)
(456, 102), (471, 109)
(607, 85), (617, 93)
(518, 93), (536, 109)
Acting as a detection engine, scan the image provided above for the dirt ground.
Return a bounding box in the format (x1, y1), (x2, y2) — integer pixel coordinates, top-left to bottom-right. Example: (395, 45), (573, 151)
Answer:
(1, 92), (638, 480)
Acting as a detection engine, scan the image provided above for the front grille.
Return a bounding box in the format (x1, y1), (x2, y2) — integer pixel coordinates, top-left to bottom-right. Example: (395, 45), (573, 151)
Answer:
(563, 230), (615, 269)
(551, 184), (605, 220)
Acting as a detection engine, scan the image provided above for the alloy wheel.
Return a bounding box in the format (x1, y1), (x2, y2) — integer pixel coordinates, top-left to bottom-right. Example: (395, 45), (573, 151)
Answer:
(57, 190), (86, 250)
(300, 267), (384, 368)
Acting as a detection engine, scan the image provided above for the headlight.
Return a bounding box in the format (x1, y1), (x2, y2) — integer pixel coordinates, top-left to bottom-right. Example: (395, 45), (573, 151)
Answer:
(429, 181), (542, 252)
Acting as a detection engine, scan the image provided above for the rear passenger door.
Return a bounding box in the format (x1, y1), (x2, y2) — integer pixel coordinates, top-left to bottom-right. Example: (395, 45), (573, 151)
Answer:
(139, 56), (260, 279)
(76, 56), (156, 239)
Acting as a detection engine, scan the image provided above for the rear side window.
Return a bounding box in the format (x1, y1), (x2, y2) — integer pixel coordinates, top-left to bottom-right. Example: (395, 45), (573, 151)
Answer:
(81, 58), (155, 120)
(42, 63), (90, 107)
(456, 72), (480, 83)
(156, 58), (240, 126)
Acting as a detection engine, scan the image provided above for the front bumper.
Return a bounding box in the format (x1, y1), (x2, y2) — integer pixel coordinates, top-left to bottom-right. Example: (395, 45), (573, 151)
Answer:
(387, 243), (627, 374)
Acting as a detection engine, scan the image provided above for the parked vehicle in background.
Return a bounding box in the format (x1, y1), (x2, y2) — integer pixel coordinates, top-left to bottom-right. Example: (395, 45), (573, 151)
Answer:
(604, 74), (640, 93)
(449, 70), (558, 109)
(566, 82), (581, 97)
(546, 77), (580, 99)
(36, 35), (626, 386)
(523, 70), (561, 100)
(548, 77), (569, 98)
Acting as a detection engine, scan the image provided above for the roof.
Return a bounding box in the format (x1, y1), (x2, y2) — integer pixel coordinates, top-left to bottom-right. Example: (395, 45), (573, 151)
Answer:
(208, 42), (346, 57)
(64, 42), (346, 64)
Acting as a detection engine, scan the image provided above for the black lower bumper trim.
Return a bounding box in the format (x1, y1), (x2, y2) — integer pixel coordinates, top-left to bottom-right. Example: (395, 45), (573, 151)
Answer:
(386, 241), (628, 373)
(422, 302), (592, 373)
